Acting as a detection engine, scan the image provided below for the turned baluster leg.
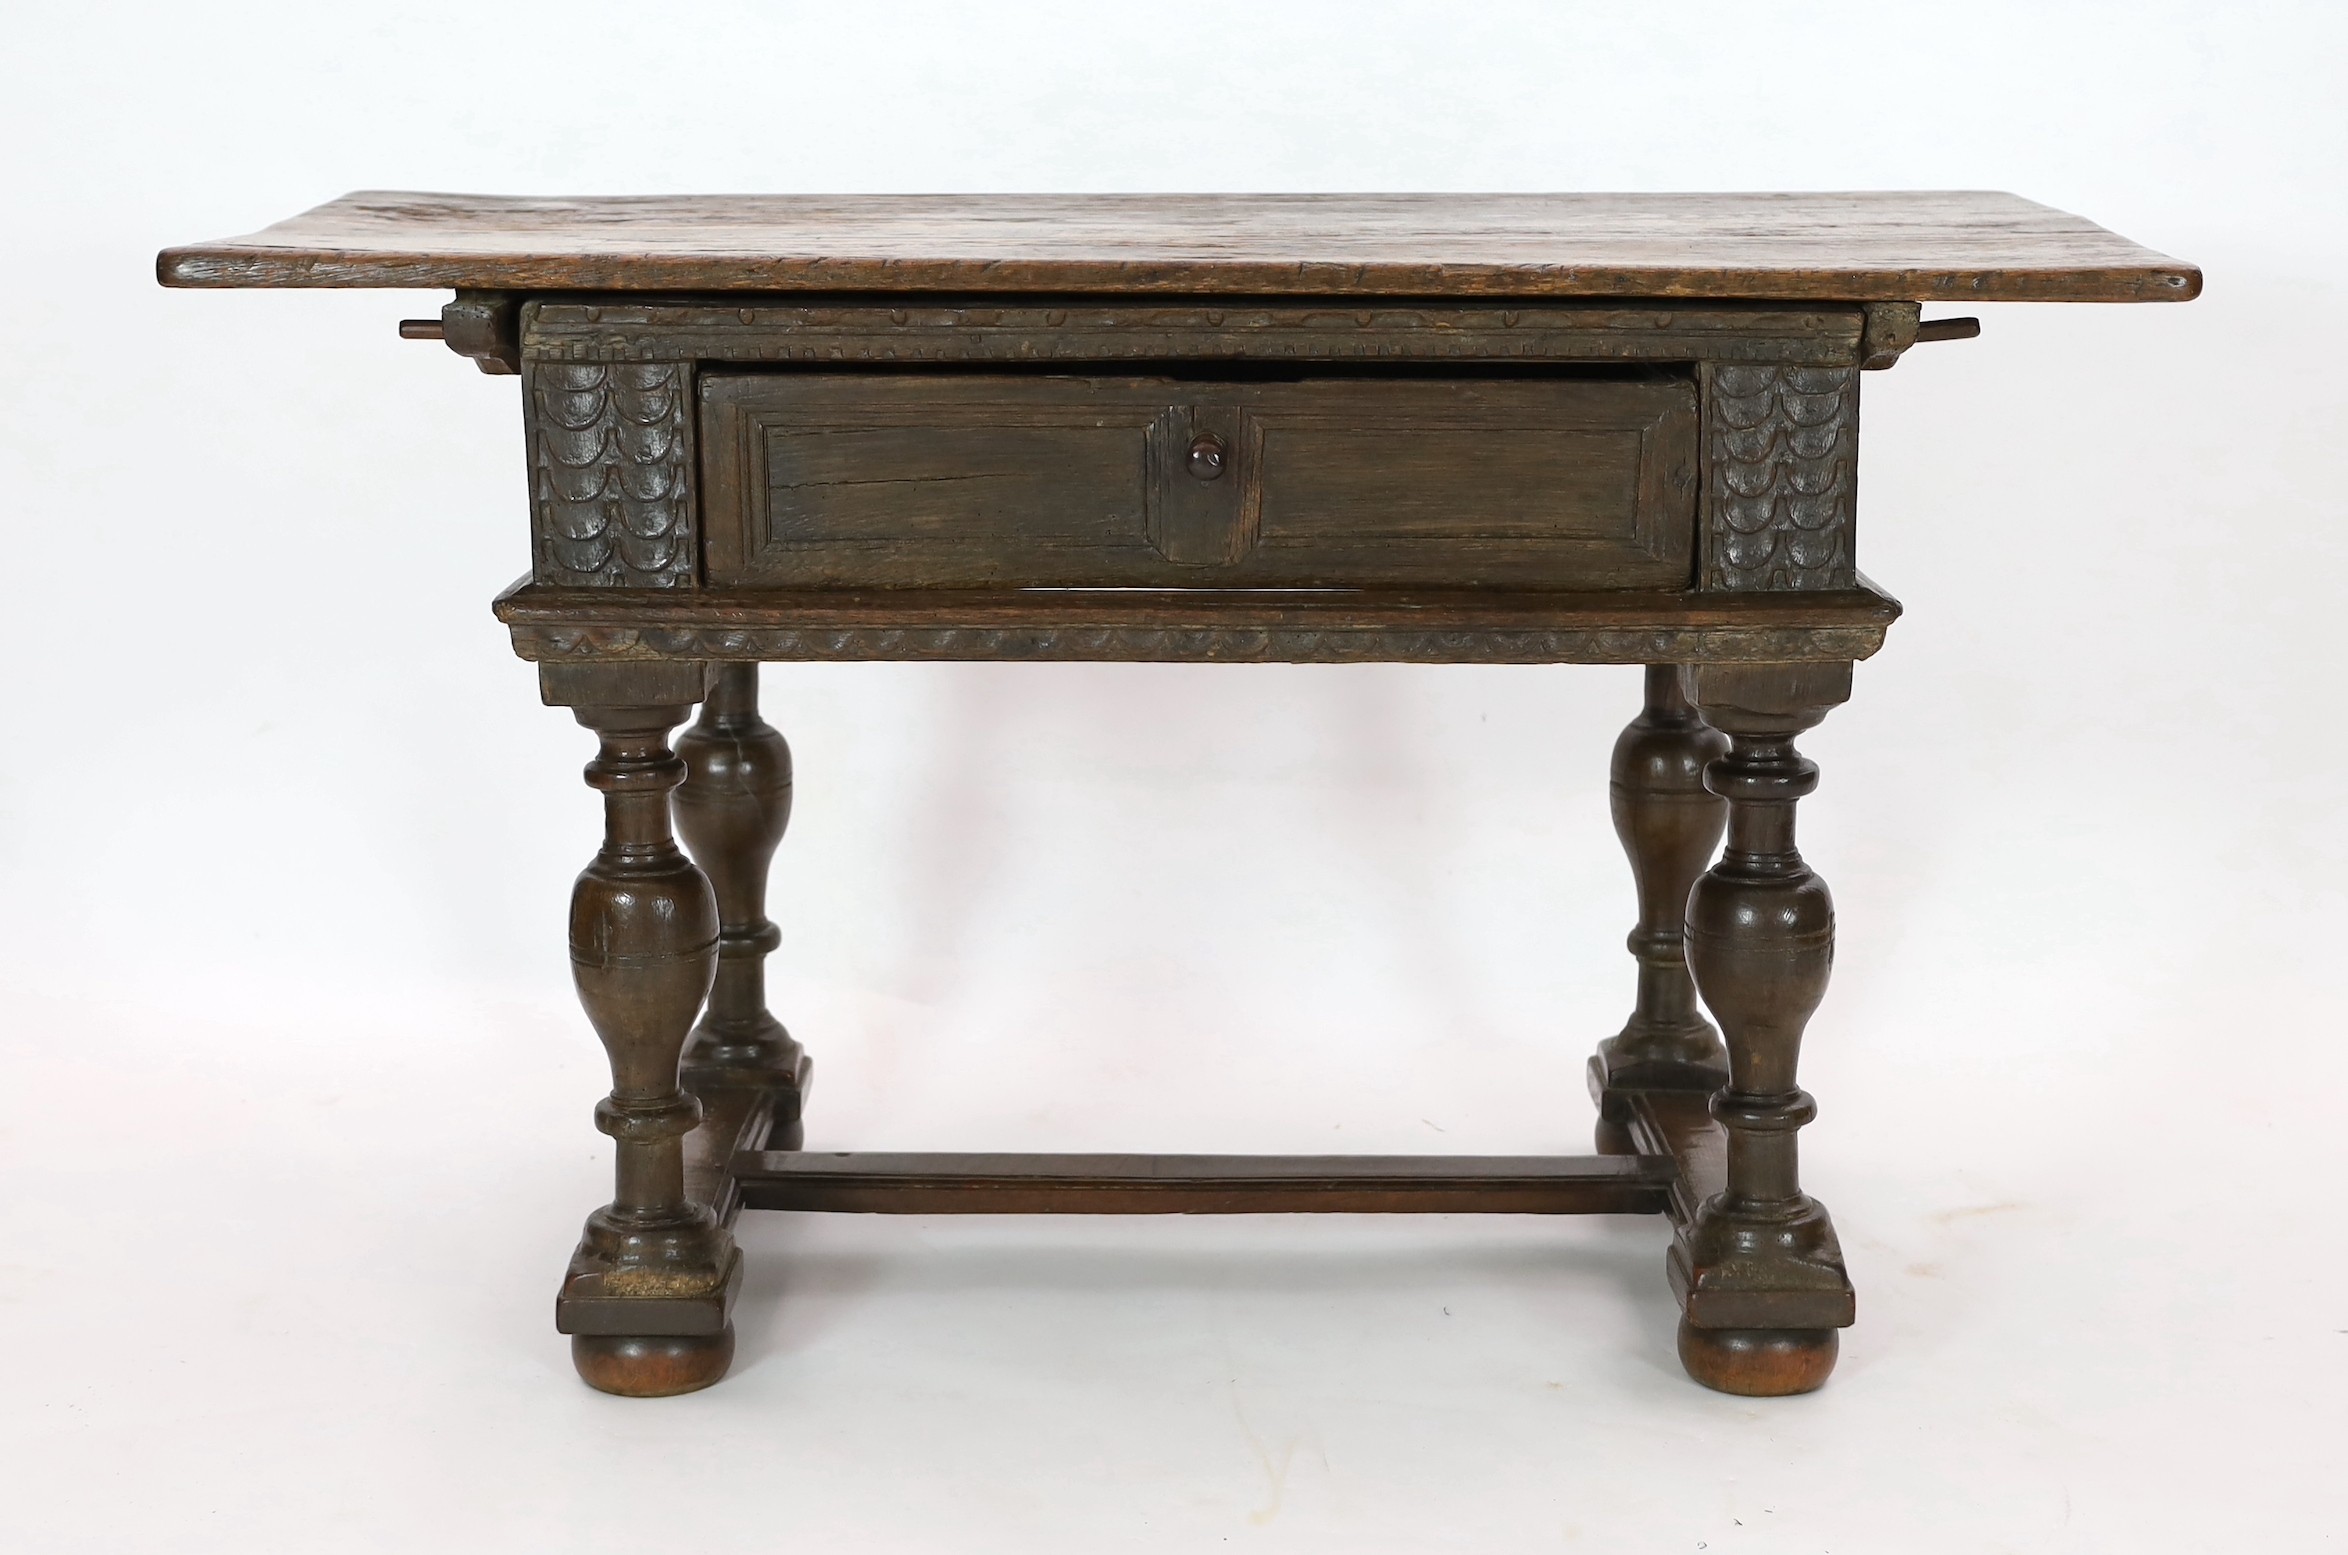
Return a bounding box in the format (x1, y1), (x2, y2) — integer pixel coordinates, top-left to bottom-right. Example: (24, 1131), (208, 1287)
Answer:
(675, 663), (811, 1147)
(1590, 664), (1730, 1152)
(1671, 662), (1857, 1396)
(546, 665), (735, 1397)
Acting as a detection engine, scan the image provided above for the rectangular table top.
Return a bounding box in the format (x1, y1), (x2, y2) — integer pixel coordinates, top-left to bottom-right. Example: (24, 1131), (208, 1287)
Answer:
(157, 191), (2197, 303)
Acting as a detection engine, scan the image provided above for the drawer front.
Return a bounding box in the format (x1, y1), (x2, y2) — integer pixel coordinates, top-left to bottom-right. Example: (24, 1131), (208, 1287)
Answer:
(700, 374), (1696, 589)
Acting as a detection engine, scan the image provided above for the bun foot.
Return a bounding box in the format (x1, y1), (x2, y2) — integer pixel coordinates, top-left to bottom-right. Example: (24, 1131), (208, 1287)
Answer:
(572, 1325), (736, 1397)
(1676, 1319), (1837, 1396)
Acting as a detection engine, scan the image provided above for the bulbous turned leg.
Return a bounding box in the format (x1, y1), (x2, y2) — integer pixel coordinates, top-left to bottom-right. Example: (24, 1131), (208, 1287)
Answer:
(1669, 662), (1858, 1396)
(675, 663), (811, 1148)
(542, 665), (735, 1397)
(1590, 665), (1730, 1153)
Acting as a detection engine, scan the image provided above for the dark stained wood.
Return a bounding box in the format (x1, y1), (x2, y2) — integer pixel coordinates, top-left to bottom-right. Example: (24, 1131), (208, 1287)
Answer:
(573, 1059), (780, 1339)
(527, 361), (698, 589)
(676, 1075), (779, 1247)
(158, 187), (2199, 1399)
(1701, 364), (1860, 590)
(535, 658), (709, 708)
(494, 580), (1904, 666)
(1622, 1090), (1725, 1229)
(1668, 661), (1859, 1392)
(1676, 1324), (1838, 1397)
(523, 330), (1853, 597)
(1589, 665), (1730, 1134)
(676, 664), (812, 1150)
(700, 373), (1696, 590)
(158, 191), (2200, 302)
(438, 290), (521, 374)
(1856, 302), (1919, 369)
(524, 297), (1878, 366)
(548, 681), (735, 1394)
(731, 1151), (1676, 1216)
(572, 1329), (737, 1398)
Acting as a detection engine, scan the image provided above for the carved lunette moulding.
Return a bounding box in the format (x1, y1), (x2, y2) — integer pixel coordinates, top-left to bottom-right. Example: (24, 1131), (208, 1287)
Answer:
(525, 360), (698, 588)
(1699, 363), (1861, 591)
(504, 621), (1892, 667)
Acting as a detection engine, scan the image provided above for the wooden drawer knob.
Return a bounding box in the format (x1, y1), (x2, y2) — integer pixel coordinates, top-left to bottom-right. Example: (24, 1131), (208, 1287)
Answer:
(1186, 433), (1227, 481)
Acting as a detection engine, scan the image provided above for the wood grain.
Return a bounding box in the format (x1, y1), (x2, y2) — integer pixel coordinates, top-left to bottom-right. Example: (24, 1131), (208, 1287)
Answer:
(556, 696), (735, 1393)
(1669, 662), (1858, 1341)
(729, 1151), (1677, 1215)
(1702, 364), (1860, 590)
(699, 373), (1697, 590)
(675, 664), (811, 1150)
(492, 578), (1904, 665)
(527, 361), (696, 588)
(522, 298), (1879, 367)
(158, 191), (2199, 302)
(1590, 665), (1730, 1100)
(160, 182), (2199, 1398)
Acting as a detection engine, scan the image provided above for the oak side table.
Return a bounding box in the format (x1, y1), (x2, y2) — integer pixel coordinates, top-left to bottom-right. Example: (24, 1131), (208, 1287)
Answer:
(160, 193), (2197, 1398)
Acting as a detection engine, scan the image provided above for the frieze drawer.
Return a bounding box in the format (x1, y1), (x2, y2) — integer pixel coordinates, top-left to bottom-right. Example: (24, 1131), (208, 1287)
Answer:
(699, 373), (1697, 590)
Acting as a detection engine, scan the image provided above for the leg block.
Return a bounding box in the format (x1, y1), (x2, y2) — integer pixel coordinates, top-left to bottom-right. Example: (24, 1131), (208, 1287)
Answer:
(1669, 662), (1858, 1395)
(1590, 664), (1730, 1150)
(543, 665), (738, 1396)
(1591, 666), (1731, 1086)
(675, 663), (812, 1148)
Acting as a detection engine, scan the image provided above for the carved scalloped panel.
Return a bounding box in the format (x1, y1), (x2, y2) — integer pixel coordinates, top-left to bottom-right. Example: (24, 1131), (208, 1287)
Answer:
(1702, 364), (1858, 590)
(528, 362), (695, 587)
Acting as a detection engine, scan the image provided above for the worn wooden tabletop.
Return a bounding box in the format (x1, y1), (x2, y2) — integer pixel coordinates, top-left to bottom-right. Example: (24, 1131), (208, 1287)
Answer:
(158, 191), (2197, 302)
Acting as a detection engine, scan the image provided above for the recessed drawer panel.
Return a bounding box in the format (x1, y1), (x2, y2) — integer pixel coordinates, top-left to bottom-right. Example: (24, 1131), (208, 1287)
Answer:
(700, 374), (1696, 589)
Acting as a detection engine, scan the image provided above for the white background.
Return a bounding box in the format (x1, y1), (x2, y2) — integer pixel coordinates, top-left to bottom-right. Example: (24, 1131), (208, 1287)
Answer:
(4, 2), (2343, 1549)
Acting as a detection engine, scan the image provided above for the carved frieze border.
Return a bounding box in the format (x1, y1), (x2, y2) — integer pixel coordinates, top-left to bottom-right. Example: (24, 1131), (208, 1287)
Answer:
(505, 621), (1890, 667)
